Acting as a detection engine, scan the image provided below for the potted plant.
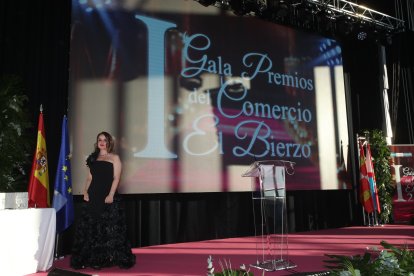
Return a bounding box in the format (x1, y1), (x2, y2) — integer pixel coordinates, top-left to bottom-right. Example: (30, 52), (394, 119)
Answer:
(207, 256), (254, 276)
(325, 240), (414, 275)
(363, 129), (394, 224)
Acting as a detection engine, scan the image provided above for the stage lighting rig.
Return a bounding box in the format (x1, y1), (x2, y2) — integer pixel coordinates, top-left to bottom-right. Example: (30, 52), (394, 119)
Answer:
(306, 0), (404, 33)
(193, 0), (405, 40)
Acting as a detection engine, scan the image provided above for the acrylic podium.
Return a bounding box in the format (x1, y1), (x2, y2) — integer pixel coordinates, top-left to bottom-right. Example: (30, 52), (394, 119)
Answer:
(242, 160), (296, 271)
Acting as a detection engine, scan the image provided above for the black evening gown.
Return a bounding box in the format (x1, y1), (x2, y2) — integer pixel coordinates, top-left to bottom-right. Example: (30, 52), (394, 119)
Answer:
(70, 161), (136, 269)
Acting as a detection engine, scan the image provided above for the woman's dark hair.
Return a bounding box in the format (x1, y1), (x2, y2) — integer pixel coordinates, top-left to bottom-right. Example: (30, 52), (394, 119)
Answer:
(86, 131), (115, 167)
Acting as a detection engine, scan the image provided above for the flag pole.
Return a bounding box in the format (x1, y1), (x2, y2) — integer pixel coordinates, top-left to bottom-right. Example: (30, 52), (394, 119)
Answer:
(36, 104), (42, 209)
(35, 104), (42, 209)
(54, 233), (60, 259)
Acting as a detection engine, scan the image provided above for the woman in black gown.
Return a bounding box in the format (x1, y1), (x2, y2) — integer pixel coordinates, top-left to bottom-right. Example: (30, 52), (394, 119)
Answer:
(70, 131), (136, 270)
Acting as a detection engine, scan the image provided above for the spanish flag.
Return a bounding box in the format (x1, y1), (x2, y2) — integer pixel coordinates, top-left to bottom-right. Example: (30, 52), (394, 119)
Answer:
(359, 142), (374, 213)
(365, 144), (381, 214)
(28, 111), (50, 208)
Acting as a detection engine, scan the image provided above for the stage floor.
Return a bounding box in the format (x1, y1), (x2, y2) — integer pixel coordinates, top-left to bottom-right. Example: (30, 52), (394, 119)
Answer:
(28, 224), (414, 276)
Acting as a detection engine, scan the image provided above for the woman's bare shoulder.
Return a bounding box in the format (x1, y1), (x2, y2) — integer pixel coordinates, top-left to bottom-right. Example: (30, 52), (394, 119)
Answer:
(109, 153), (121, 162)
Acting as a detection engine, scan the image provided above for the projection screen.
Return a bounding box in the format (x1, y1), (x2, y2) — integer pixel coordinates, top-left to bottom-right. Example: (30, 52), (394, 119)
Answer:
(69, 0), (350, 194)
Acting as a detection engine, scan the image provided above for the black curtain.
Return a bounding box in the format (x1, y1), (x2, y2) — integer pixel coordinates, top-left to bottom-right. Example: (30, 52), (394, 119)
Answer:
(388, 31), (414, 144)
(341, 38), (383, 132)
(0, 0), (71, 184)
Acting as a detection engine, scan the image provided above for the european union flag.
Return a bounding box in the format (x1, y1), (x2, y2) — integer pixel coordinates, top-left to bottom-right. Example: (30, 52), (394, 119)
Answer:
(52, 115), (74, 234)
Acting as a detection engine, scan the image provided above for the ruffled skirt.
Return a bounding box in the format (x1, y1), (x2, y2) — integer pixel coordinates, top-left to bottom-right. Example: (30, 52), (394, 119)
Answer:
(70, 197), (136, 269)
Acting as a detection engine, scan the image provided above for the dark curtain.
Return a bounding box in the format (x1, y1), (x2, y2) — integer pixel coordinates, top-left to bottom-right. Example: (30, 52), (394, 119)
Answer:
(57, 189), (353, 254)
(59, 190), (353, 251)
(388, 31), (414, 144)
(123, 192), (255, 247)
(339, 36), (385, 225)
(0, 0), (71, 184)
(341, 38), (383, 132)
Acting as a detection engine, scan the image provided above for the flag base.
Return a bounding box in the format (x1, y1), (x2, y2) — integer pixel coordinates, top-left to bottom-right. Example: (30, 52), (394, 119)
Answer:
(47, 268), (92, 276)
(250, 259), (297, 271)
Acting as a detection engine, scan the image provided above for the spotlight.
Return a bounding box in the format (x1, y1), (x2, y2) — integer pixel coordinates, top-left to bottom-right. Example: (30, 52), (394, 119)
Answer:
(354, 21), (372, 41)
(357, 31), (367, 40)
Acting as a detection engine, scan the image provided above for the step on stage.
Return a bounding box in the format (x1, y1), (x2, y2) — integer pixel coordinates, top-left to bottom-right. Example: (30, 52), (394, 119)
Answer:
(29, 224), (414, 276)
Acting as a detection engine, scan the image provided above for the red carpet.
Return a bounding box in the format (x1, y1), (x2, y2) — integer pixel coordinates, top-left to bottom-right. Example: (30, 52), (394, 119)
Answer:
(27, 225), (414, 276)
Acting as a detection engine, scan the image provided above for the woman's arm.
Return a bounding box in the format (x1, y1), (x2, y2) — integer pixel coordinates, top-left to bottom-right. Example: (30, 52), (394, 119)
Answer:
(105, 154), (122, 204)
(83, 168), (92, 202)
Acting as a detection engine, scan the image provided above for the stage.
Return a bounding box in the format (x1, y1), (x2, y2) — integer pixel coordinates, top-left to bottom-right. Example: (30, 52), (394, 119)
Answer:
(28, 224), (414, 276)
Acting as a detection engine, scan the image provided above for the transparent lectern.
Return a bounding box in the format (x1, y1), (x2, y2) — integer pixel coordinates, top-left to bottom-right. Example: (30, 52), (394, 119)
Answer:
(242, 160), (296, 271)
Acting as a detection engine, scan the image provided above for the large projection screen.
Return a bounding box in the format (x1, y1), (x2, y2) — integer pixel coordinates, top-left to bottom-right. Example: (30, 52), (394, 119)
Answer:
(69, 0), (350, 194)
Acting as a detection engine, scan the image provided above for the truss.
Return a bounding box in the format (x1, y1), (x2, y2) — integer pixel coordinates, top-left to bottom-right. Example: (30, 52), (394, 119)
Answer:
(201, 0), (405, 33)
(307, 0), (405, 31)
